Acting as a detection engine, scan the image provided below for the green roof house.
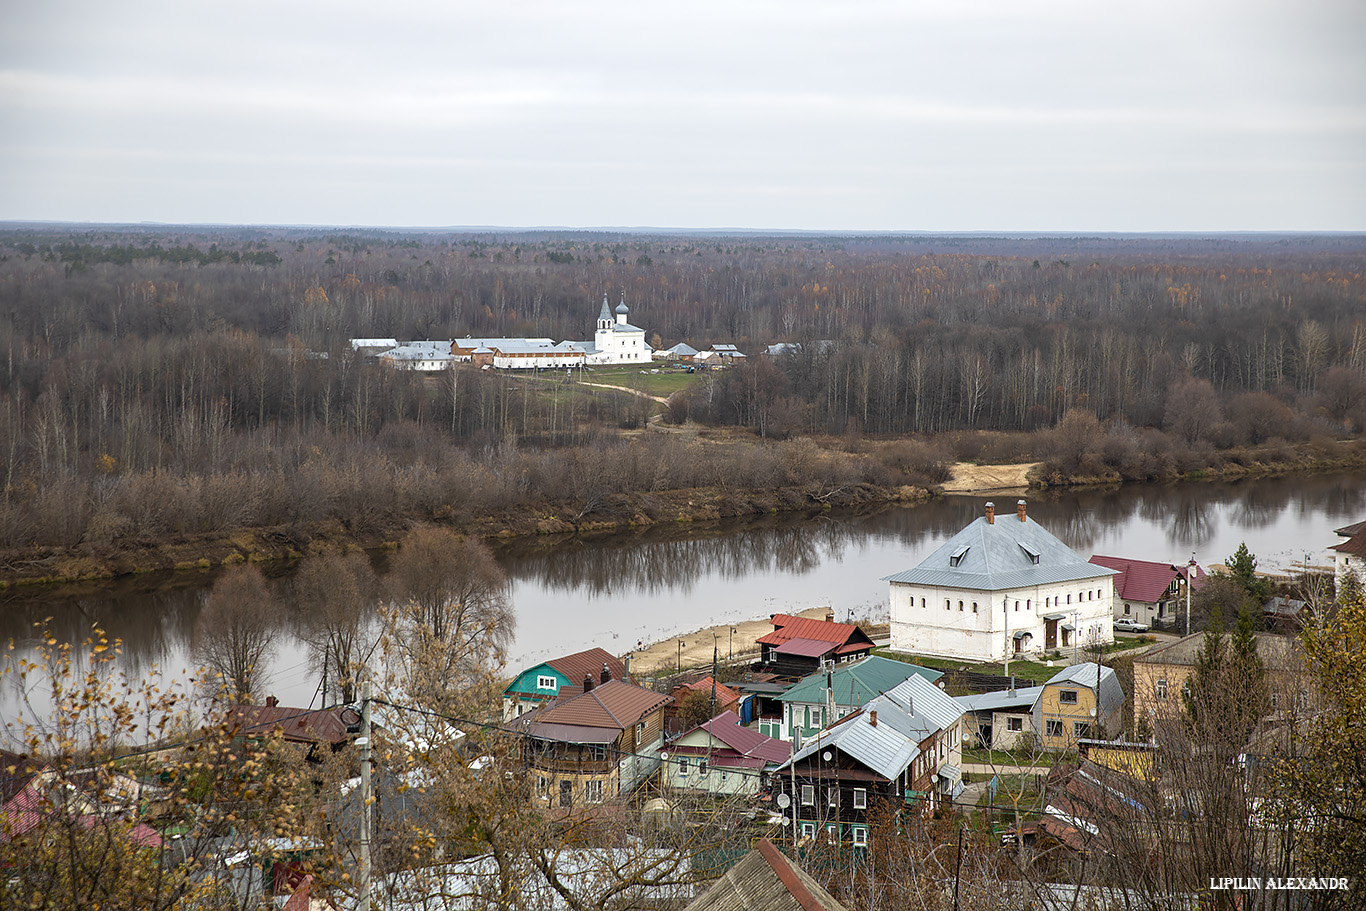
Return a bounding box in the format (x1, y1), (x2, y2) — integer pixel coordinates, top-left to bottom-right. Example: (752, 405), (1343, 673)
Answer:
(502, 648), (630, 722)
(761, 655), (943, 743)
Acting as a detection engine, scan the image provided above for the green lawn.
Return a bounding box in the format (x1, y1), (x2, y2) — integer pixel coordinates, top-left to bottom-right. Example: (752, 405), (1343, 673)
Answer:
(580, 365), (699, 398)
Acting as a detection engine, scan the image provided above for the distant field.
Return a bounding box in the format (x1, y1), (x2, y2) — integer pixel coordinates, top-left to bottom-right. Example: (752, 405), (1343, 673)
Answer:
(551, 364), (700, 400)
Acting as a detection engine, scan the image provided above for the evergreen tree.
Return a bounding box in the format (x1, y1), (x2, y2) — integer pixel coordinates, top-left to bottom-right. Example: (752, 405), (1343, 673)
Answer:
(1226, 542), (1272, 602)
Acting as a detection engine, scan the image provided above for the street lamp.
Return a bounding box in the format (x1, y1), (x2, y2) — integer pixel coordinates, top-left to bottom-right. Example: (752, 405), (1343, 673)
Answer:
(730, 627), (738, 661)
(1185, 553), (1196, 638)
(677, 640), (686, 673)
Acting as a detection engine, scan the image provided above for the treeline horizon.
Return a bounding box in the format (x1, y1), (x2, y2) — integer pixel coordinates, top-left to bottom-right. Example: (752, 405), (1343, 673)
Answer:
(0, 226), (1363, 555)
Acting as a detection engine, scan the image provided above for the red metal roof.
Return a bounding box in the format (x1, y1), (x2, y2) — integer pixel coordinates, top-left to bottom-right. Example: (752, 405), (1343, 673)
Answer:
(677, 676), (742, 706)
(698, 711), (791, 765)
(1332, 530), (1366, 560)
(756, 615), (874, 650)
(1089, 555), (1181, 604)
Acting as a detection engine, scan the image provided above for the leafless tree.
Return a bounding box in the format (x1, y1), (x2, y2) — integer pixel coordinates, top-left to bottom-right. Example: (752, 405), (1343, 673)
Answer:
(294, 550), (377, 704)
(193, 563), (279, 704)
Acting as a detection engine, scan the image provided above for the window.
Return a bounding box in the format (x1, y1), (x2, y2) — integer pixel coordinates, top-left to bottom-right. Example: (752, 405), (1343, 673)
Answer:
(801, 823), (815, 839)
(1059, 690), (1078, 705)
(853, 788), (867, 809)
(1007, 717), (1023, 732)
(1014, 600), (1020, 612)
(949, 545), (970, 566)
(972, 602), (978, 613)
(946, 599), (951, 611)
(1270, 691), (1281, 709)
(801, 785), (815, 806)
(678, 757), (690, 774)
(698, 760), (708, 777)
(537, 675), (558, 690)
(1067, 594), (1072, 604)
(1156, 678), (1168, 701)
(1073, 722), (1091, 739)
(828, 787), (838, 807)
(587, 745), (608, 761)
(1045, 720), (1064, 738)
(852, 826), (869, 847)
(536, 776), (548, 798)
(560, 780), (573, 808)
(720, 772), (728, 784)
(1027, 599), (1031, 610)
(958, 600), (964, 611)
(921, 597), (926, 608)
(636, 722), (646, 742)
(585, 779), (604, 803)
(1124, 603), (1131, 615)
(826, 824), (839, 839)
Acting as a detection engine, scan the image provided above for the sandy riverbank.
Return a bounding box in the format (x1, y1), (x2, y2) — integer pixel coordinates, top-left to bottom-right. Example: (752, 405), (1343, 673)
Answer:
(625, 606), (836, 676)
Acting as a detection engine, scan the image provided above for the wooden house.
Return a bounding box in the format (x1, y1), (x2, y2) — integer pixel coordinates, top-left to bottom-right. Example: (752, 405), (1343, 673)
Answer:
(503, 647), (631, 721)
(755, 614), (876, 679)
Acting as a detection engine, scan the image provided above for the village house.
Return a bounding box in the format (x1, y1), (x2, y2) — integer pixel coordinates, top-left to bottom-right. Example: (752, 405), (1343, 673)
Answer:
(1132, 631), (1308, 724)
(1330, 519), (1366, 590)
(227, 700), (361, 761)
(514, 678), (671, 809)
(379, 340), (455, 372)
(451, 337), (586, 370)
(502, 647), (630, 721)
(755, 613), (877, 679)
(1032, 664), (1125, 752)
(661, 711), (790, 797)
(772, 674), (965, 846)
(886, 500), (1117, 662)
(1088, 554), (1193, 630)
(668, 675), (744, 729)
(759, 654), (943, 742)
(953, 685), (1045, 751)
(683, 838), (850, 911)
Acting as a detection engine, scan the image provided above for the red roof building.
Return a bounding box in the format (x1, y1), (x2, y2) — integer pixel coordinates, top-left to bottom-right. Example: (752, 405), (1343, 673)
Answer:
(755, 614), (875, 678)
(1089, 555), (1199, 630)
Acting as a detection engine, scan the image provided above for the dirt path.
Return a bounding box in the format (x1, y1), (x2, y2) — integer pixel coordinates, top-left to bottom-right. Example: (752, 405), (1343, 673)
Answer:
(940, 462), (1041, 494)
(580, 382), (670, 405)
(626, 607), (835, 676)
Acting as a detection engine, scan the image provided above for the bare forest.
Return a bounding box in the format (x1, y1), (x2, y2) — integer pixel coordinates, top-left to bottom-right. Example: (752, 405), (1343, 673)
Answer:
(1, 227), (1364, 576)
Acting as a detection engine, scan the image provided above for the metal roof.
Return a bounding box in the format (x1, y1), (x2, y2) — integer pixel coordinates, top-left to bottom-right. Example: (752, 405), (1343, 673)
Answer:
(1089, 555), (1181, 603)
(1033, 664), (1125, 723)
(778, 655), (942, 707)
(953, 686), (1045, 714)
(517, 679), (670, 740)
(882, 511), (1117, 592)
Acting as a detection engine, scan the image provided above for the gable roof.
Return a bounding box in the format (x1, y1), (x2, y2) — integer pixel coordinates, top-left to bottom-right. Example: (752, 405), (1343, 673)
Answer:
(954, 686), (1046, 714)
(676, 676), (742, 706)
(227, 704), (360, 745)
(884, 508), (1116, 592)
(781, 676), (962, 781)
(1037, 664), (1125, 721)
(778, 655), (943, 707)
(688, 711), (791, 766)
(546, 648), (629, 688)
(1334, 520), (1366, 538)
(684, 838), (848, 911)
(519, 679), (671, 743)
(1089, 555), (1180, 603)
(757, 615), (875, 652)
(1331, 530), (1366, 560)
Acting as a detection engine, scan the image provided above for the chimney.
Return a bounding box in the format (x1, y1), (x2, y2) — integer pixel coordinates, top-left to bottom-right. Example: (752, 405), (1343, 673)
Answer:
(985, 501), (995, 524)
(1017, 499), (1028, 523)
(869, 710), (878, 728)
(584, 673), (594, 693)
(266, 695), (278, 708)
(601, 663), (611, 684)
(825, 609), (835, 623)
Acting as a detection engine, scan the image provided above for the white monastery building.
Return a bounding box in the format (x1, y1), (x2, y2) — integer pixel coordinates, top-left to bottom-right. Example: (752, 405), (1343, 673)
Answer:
(570, 294), (652, 365)
(885, 500), (1117, 662)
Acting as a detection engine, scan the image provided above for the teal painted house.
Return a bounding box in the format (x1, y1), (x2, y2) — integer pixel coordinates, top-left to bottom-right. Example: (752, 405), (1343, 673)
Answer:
(760, 655), (944, 743)
(502, 647), (629, 721)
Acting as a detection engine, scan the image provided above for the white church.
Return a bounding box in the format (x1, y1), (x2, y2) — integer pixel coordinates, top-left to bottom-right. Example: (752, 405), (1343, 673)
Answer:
(885, 500), (1117, 662)
(571, 294), (652, 366)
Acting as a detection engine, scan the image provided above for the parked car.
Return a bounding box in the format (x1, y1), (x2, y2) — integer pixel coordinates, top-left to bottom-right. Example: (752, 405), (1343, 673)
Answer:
(1113, 618), (1149, 633)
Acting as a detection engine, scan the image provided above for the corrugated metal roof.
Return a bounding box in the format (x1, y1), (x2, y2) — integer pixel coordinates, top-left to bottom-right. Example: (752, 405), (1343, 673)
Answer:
(756, 615), (873, 649)
(882, 513), (1117, 591)
(1089, 555), (1180, 603)
(774, 637), (837, 658)
(1033, 664), (1125, 723)
(953, 686), (1045, 714)
(544, 648), (630, 691)
(778, 655), (942, 707)
(521, 679), (670, 737)
(694, 712), (791, 765)
(883, 674), (964, 733)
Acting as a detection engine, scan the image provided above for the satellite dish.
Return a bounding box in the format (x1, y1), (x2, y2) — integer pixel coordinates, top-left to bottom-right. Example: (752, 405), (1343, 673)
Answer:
(822, 751), (833, 762)
(777, 793), (791, 809)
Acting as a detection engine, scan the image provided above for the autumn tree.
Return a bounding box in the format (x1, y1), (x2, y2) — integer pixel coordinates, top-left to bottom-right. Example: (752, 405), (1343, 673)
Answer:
(294, 550), (377, 704)
(193, 563), (280, 704)
(382, 526), (514, 717)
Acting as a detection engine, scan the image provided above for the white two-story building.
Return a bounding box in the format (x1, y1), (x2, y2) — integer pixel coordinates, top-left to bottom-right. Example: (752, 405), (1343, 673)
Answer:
(885, 500), (1116, 662)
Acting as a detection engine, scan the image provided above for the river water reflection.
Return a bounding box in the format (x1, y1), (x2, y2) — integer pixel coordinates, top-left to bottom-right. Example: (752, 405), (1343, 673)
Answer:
(2, 472), (1362, 715)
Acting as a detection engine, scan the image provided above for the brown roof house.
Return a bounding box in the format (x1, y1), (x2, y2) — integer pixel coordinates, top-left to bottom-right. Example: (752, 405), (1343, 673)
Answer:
(502, 647), (632, 721)
(684, 838), (849, 911)
(755, 614), (876, 678)
(227, 700), (361, 761)
(514, 678), (672, 810)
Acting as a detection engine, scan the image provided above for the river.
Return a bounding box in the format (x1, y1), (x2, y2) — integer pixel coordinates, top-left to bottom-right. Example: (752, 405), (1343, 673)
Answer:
(1, 471), (1361, 719)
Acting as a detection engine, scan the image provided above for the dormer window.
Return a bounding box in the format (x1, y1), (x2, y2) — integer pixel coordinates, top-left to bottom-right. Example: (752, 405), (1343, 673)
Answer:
(1018, 542), (1040, 564)
(949, 545), (970, 567)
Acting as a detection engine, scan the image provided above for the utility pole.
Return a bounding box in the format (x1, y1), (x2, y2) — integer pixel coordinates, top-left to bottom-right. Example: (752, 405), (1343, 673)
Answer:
(1003, 596), (1010, 680)
(1185, 553), (1196, 638)
(358, 679), (372, 911)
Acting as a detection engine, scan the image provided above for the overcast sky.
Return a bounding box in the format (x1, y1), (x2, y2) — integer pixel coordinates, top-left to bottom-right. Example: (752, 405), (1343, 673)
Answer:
(2, 0), (1362, 231)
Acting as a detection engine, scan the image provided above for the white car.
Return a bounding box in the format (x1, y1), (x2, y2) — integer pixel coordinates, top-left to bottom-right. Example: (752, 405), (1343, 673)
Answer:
(1113, 618), (1149, 633)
